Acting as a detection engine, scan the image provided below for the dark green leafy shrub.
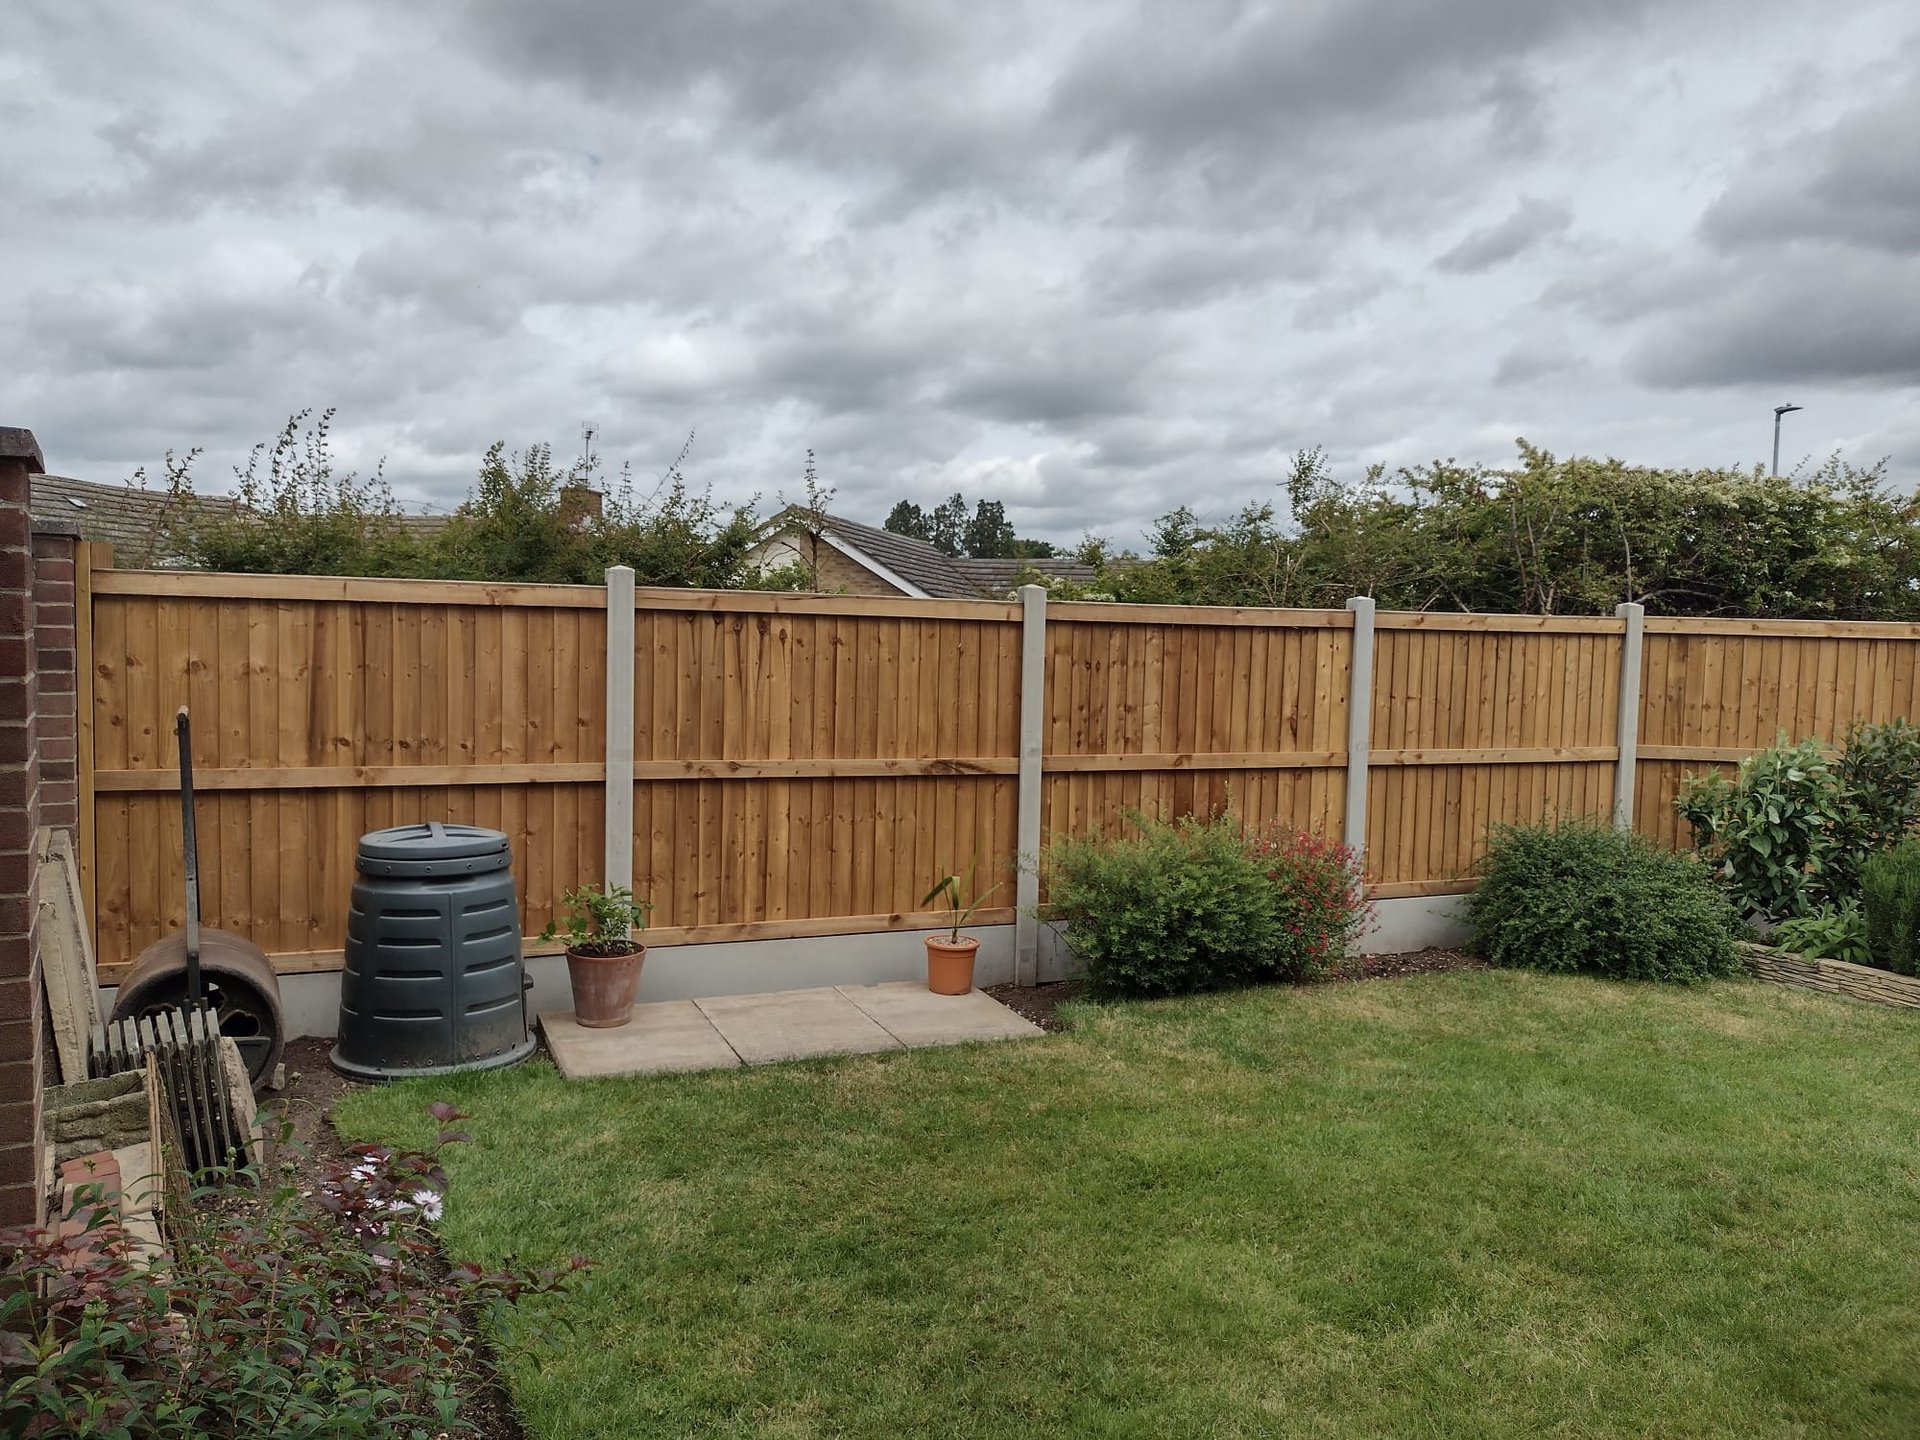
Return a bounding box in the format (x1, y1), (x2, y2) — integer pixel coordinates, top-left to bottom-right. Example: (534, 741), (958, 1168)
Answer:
(1678, 722), (1920, 920)
(1835, 719), (1920, 856)
(0, 1105), (586, 1439)
(1861, 838), (1920, 976)
(1676, 737), (1852, 919)
(1468, 821), (1740, 982)
(1042, 813), (1366, 998)
(1771, 901), (1870, 967)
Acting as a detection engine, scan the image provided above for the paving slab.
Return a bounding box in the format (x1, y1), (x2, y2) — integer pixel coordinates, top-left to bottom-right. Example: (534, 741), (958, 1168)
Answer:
(541, 1001), (742, 1079)
(837, 981), (1045, 1048)
(693, 987), (903, 1064)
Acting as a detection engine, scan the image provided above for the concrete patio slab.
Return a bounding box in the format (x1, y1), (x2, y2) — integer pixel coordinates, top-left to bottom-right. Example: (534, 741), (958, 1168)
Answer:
(693, 987), (903, 1064)
(540, 1001), (742, 1079)
(837, 981), (1044, 1048)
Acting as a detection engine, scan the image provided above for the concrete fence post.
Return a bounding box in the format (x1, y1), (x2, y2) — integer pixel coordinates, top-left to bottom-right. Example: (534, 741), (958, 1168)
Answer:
(603, 566), (636, 897)
(1613, 601), (1645, 830)
(1013, 584), (1047, 987)
(1343, 597), (1376, 863)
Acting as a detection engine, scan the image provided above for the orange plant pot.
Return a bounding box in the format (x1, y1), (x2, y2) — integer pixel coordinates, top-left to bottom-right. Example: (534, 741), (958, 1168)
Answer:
(925, 935), (980, 995)
(566, 945), (645, 1028)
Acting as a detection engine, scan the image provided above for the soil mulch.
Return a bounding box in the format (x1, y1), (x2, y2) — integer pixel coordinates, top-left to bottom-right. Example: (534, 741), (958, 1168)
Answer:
(258, 1039), (526, 1440)
(985, 948), (1486, 1033)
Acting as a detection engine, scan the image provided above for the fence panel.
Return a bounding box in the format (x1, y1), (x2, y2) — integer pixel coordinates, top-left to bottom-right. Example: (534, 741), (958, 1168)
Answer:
(89, 573), (606, 978)
(1634, 619), (1920, 851)
(1367, 616), (1623, 893)
(626, 597), (1023, 936)
(1038, 605), (1352, 853)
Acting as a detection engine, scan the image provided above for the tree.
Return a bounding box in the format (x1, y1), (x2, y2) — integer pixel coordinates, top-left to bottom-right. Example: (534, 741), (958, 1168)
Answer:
(928, 493), (969, 556)
(153, 413), (766, 588)
(885, 491), (1056, 558)
(884, 501), (932, 543)
(1090, 442), (1920, 619)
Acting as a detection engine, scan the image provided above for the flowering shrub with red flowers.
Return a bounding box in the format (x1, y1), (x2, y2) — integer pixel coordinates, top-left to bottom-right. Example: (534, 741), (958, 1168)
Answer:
(0, 1105), (586, 1440)
(1043, 810), (1371, 997)
(1245, 823), (1371, 978)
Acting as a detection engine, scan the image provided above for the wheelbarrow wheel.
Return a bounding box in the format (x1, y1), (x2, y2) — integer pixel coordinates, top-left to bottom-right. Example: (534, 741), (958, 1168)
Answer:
(109, 930), (285, 1092)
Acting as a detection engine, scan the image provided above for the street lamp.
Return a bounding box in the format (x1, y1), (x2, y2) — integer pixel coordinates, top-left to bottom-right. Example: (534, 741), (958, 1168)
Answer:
(1772, 403), (1803, 476)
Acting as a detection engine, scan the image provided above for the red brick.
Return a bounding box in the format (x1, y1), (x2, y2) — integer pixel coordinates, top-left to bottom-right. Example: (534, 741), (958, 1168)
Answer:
(0, 591), (29, 633)
(0, 975), (32, 1021)
(34, 601), (74, 628)
(0, 724), (30, 765)
(0, 1180), (40, 1229)
(0, 1098), (37, 1145)
(0, 808), (31, 851)
(0, 1021), (29, 1065)
(0, 895), (26, 931)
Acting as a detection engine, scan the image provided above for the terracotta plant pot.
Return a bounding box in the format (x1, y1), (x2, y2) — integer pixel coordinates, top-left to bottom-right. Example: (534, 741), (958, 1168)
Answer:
(566, 944), (645, 1028)
(925, 935), (980, 995)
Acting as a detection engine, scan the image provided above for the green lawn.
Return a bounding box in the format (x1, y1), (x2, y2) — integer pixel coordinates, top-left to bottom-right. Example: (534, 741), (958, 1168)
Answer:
(337, 971), (1920, 1438)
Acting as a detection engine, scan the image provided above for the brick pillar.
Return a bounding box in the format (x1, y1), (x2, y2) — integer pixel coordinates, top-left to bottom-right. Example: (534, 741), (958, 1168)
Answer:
(32, 523), (81, 835)
(0, 426), (48, 1228)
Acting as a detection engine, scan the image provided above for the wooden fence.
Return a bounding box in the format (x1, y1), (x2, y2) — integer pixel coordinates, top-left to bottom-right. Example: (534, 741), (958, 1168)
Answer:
(76, 557), (1920, 981)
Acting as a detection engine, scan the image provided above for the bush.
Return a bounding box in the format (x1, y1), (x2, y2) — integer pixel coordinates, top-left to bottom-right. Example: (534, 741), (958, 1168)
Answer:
(0, 1105), (585, 1439)
(1677, 721), (1920, 922)
(1771, 901), (1870, 967)
(1468, 821), (1740, 983)
(1676, 737), (1853, 920)
(1835, 719), (1920, 856)
(1245, 824), (1371, 976)
(1042, 813), (1366, 998)
(1861, 838), (1920, 976)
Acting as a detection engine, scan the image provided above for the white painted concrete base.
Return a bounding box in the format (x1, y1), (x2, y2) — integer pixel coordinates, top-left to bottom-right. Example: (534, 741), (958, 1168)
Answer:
(1364, 894), (1474, 955)
(101, 897), (1475, 1043)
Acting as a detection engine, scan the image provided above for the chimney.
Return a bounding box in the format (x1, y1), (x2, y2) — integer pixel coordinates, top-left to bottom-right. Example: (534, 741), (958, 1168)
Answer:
(558, 483), (603, 528)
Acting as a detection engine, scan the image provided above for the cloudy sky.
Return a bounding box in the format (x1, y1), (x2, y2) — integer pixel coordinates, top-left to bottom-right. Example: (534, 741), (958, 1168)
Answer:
(7, 0), (1918, 546)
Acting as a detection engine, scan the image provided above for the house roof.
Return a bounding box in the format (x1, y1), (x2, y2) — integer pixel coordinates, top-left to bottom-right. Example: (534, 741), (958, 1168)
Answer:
(27, 474), (232, 565)
(763, 506), (1098, 599)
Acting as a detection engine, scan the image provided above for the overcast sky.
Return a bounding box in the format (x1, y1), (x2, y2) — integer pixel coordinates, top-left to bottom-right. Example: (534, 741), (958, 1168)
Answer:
(7, 1), (1918, 546)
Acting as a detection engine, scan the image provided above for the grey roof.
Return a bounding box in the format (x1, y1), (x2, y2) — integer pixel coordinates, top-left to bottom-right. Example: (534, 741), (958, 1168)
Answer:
(769, 507), (1098, 599)
(817, 513), (979, 596)
(27, 474), (233, 565)
(953, 557), (1100, 598)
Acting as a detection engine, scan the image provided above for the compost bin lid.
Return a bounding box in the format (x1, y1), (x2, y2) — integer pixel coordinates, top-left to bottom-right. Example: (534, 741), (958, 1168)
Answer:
(355, 822), (512, 877)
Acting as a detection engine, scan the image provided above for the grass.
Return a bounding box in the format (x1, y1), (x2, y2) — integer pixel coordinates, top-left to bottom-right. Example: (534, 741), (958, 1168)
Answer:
(337, 971), (1920, 1438)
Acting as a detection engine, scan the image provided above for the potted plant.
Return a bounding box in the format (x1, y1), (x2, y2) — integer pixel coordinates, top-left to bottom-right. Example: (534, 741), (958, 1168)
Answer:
(921, 858), (1000, 995)
(541, 884), (654, 1028)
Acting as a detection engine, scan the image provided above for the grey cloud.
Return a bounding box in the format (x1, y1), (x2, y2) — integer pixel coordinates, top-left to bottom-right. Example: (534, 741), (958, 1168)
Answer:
(1435, 198), (1572, 274)
(8, 0), (1918, 553)
(1700, 76), (1920, 256)
(1629, 252), (1920, 388)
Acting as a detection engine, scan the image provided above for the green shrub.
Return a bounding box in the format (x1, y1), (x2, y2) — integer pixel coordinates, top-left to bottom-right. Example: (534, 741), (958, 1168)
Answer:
(1042, 813), (1366, 998)
(1835, 719), (1920, 856)
(1468, 821), (1740, 982)
(1861, 838), (1920, 976)
(1676, 736), (1853, 919)
(1771, 900), (1870, 967)
(1677, 721), (1920, 922)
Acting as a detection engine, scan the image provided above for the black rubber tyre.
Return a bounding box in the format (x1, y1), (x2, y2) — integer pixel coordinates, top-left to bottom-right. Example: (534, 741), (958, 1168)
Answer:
(109, 930), (286, 1091)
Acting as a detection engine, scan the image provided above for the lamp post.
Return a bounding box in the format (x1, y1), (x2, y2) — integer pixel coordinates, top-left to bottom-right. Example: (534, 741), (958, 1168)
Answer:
(1772, 403), (1802, 476)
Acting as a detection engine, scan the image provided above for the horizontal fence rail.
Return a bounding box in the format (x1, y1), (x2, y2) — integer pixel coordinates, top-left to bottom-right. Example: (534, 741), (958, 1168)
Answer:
(77, 560), (1920, 979)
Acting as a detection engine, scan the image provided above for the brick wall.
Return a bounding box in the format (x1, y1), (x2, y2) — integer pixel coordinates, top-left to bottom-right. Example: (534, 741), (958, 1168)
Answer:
(0, 427), (51, 1229)
(811, 542), (909, 597)
(31, 526), (79, 835)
